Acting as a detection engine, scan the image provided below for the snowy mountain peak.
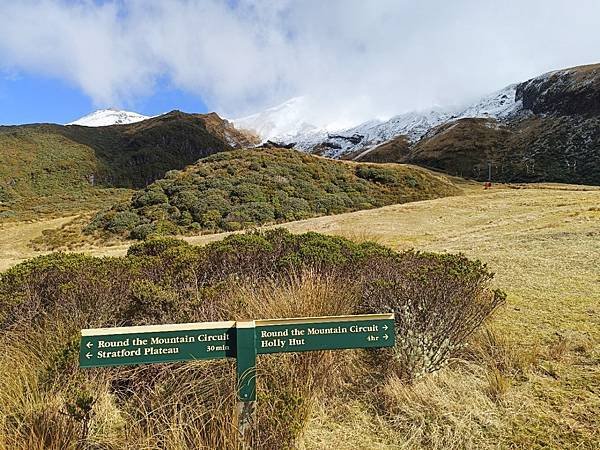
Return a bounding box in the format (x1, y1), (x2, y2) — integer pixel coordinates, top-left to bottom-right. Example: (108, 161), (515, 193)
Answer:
(457, 84), (520, 120)
(68, 109), (150, 127)
(232, 97), (321, 141)
(230, 82), (523, 159)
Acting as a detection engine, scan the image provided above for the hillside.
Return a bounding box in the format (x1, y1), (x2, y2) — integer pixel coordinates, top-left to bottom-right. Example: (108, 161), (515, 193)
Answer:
(0, 186), (598, 448)
(236, 63), (600, 185)
(87, 147), (460, 239)
(0, 111), (258, 219)
(358, 64), (600, 184)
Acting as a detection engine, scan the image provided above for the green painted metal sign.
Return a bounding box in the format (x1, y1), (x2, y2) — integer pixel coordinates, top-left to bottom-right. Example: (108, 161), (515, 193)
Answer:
(79, 313), (395, 401)
(255, 314), (394, 354)
(79, 321), (235, 368)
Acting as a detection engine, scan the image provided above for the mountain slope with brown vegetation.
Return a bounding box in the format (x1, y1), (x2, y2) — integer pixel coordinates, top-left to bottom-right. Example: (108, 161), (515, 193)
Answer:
(358, 64), (600, 185)
(0, 111), (258, 220)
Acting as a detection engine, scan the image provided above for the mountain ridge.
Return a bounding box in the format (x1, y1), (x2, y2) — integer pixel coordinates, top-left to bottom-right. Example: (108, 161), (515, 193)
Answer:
(235, 63), (600, 184)
(68, 108), (151, 126)
(0, 111), (259, 219)
(233, 83), (524, 159)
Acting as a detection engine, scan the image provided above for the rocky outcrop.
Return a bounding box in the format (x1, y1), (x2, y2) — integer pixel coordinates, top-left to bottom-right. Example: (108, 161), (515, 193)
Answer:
(516, 64), (600, 116)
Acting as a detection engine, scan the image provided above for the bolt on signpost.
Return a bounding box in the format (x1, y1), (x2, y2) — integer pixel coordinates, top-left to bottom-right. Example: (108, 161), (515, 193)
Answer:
(79, 313), (395, 444)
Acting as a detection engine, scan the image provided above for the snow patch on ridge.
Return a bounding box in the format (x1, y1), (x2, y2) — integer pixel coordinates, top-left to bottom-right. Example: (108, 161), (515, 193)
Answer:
(68, 109), (150, 127)
(457, 84), (521, 120)
(231, 82), (523, 159)
(232, 97), (321, 141)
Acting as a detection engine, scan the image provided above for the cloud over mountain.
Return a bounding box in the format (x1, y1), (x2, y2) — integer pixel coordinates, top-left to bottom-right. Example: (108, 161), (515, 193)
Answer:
(1, 0), (600, 125)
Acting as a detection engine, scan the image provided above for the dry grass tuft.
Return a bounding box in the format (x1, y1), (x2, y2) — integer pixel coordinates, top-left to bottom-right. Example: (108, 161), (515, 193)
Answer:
(0, 270), (366, 449)
(228, 269), (359, 321)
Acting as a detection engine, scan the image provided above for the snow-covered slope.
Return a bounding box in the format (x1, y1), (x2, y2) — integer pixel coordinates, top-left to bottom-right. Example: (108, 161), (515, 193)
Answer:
(68, 109), (150, 127)
(232, 97), (321, 141)
(457, 84), (521, 120)
(232, 83), (523, 158)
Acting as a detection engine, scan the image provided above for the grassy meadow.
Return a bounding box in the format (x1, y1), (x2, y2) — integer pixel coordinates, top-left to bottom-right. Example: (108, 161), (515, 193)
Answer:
(0, 183), (598, 448)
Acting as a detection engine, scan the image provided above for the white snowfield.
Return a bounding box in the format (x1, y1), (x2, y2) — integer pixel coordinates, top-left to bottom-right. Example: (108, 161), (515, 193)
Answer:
(232, 83), (523, 158)
(68, 109), (150, 127)
(232, 97), (321, 141)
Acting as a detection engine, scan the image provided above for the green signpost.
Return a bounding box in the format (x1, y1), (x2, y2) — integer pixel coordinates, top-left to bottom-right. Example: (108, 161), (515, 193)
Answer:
(79, 320), (236, 368)
(79, 313), (395, 440)
(255, 314), (394, 355)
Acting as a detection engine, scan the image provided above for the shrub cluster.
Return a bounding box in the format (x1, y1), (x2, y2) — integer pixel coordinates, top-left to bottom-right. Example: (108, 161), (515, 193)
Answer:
(1, 230), (504, 371)
(0, 230), (504, 448)
(359, 253), (506, 379)
(85, 148), (459, 239)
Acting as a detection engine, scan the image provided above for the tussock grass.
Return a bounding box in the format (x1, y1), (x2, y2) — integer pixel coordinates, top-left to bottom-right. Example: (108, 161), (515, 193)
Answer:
(0, 230), (504, 449)
(0, 270), (365, 449)
(1, 187), (598, 448)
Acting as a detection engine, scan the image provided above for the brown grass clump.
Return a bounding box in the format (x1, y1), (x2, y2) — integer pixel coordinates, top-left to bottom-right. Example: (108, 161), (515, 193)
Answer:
(0, 230), (503, 449)
(0, 270), (363, 449)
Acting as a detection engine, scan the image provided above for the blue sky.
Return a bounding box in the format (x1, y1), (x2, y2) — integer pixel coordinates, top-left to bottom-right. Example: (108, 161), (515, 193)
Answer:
(0, 72), (208, 125)
(1, 1), (600, 127)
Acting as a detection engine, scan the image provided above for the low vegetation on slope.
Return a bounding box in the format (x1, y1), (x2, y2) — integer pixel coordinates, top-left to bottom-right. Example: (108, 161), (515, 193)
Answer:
(400, 115), (600, 184)
(359, 64), (600, 185)
(86, 147), (460, 239)
(0, 112), (257, 220)
(0, 229), (504, 449)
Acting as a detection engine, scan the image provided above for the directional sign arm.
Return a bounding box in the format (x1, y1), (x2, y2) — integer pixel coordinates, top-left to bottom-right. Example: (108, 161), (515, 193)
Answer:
(79, 320), (236, 368)
(255, 314), (395, 354)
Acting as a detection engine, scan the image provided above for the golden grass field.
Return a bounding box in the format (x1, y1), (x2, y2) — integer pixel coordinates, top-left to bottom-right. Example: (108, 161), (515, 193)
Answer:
(1, 183), (598, 448)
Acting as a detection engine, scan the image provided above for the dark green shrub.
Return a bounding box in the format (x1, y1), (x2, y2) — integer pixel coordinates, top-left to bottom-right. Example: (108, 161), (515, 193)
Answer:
(153, 220), (180, 236)
(277, 197), (311, 220)
(107, 211), (141, 233)
(128, 237), (190, 257)
(130, 223), (155, 240)
(171, 189), (199, 211)
(122, 280), (181, 325)
(314, 193), (353, 214)
(0, 186), (12, 202)
(178, 210), (193, 226)
(140, 203), (171, 222)
(132, 188), (169, 207)
(225, 202), (275, 225)
(231, 183), (267, 203)
(356, 166), (397, 184)
(200, 209), (222, 228)
(359, 252), (506, 379)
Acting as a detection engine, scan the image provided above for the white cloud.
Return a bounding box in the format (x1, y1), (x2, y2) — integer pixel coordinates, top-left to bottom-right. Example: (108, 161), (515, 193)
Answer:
(1, 0), (599, 125)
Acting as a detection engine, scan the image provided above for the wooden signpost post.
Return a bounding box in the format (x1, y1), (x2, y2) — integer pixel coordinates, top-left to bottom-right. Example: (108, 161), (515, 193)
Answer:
(79, 313), (395, 443)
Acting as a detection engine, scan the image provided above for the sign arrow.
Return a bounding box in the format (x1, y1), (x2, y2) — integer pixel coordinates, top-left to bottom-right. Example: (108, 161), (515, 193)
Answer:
(79, 314), (395, 369)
